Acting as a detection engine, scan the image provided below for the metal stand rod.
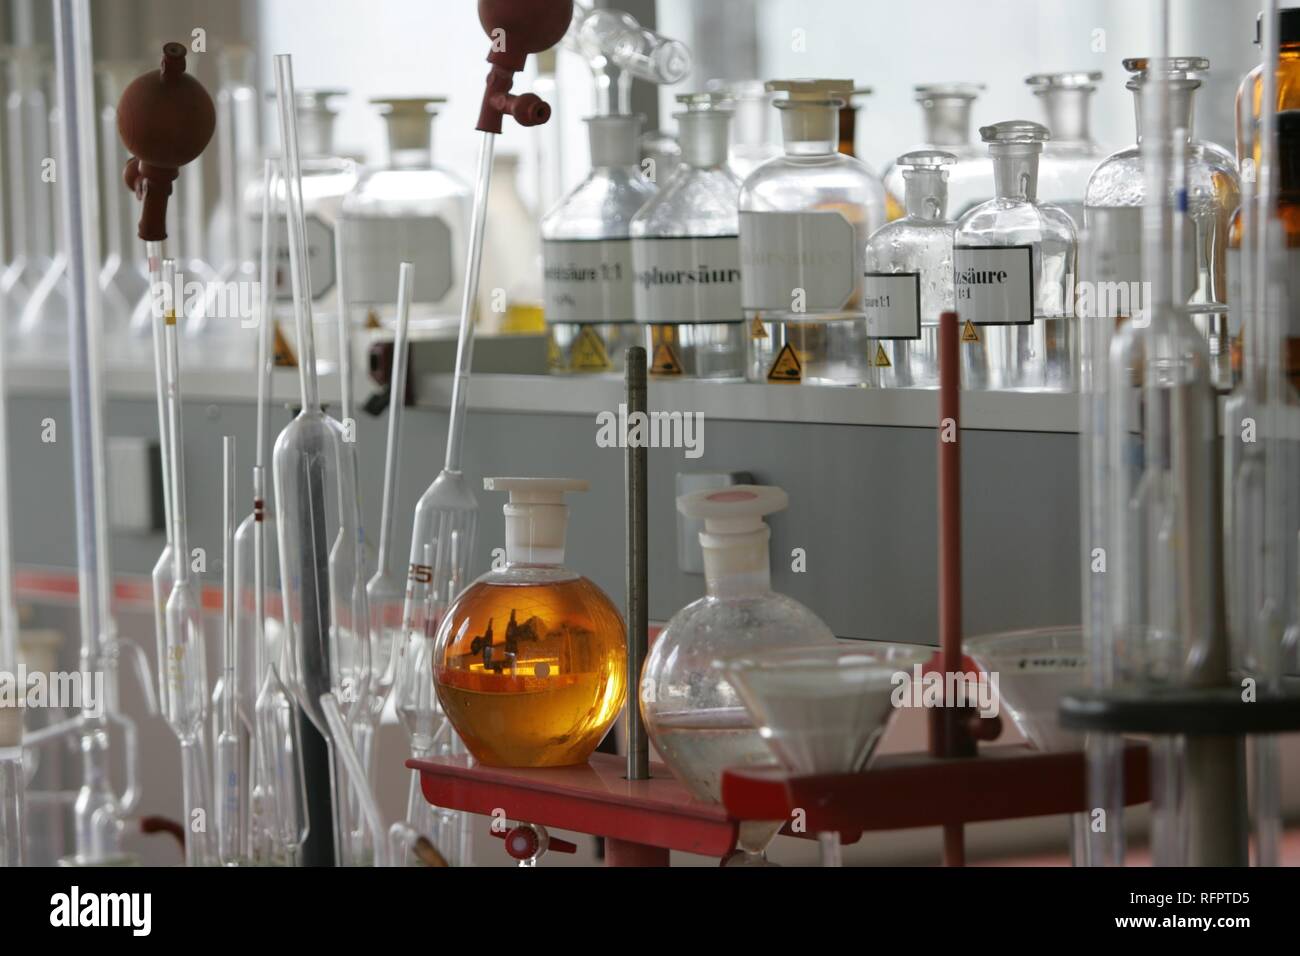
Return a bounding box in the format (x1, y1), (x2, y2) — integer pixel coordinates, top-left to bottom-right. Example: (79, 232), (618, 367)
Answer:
(624, 346), (649, 781)
(932, 312), (973, 866)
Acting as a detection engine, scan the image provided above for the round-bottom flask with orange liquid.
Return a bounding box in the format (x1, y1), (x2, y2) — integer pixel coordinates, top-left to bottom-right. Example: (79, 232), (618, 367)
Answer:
(433, 478), (626, 767)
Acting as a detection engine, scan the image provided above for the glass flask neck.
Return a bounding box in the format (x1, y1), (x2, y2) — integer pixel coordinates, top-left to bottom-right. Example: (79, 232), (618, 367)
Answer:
(1038, 87), (1094, 144)
(779, 103), (838, 156)
(922, 97), (973, 147)
(990, 144), (1041, 201)
(588, 115), (642, 168)
(1131, 84), (1196, 142)
(903, 168), (949, 220)
(383, 111), (435, 169)
(702, 533), (772, 599)
(503, 503), (568, 567)
(678, 111), (731, 168)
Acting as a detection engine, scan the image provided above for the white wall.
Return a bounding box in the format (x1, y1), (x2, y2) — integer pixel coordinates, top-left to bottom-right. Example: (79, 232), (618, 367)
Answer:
(661, 0), (1271, 172)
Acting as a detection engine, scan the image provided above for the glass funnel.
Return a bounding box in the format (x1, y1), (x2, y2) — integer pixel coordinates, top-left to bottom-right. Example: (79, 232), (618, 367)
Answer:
(864, 150), (957, 387)
(739, 79), (886, 386)
(631, 92), (745, 380)
(433, 478), (627, 768)
(1027, 71), (1106, 229)
(883, 84), (992, 221)
(723, 640), (930, 867)
(339, 97), (469, 334)
(541, 114), (655, 375)
(965, 626), (1088, 861)
(954, 120), (1078, 392)
(1084, 57), (1240, 389)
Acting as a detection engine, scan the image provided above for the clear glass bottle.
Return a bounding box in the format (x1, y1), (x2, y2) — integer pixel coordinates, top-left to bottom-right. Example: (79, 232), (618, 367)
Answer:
(339, 97), (469, 335)
(433, 478), (627, 768)
(883, 84), (992, 221)
(540, 114), (655, 375)
(479, 152), (545, 334)
(739, 79), (886, 386)
(709, 78), (781, 183)
(1027, 71), (1106, 229)
(1084, 58), (1240, 390)
(1235, 9), (1300, 168)
(631, 93), (744, 380)
(864, 150), (956, 388)
(246, 89), (358, 371)
(642, 485), (835, 806)
(954, 120), (1077, 391)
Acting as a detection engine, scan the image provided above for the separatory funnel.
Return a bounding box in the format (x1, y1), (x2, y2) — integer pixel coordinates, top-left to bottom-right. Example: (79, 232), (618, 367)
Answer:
(433, 478), (627, 768)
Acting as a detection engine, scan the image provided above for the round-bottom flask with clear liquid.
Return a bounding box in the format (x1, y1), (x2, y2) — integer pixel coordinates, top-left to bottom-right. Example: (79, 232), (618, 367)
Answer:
(642, 486), (836, 860)
(433, 479), (626, 768)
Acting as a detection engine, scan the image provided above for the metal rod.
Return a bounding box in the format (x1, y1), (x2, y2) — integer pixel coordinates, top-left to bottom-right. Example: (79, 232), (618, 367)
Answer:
(624, 346), (649, 781)
(933, 311), (970, 866)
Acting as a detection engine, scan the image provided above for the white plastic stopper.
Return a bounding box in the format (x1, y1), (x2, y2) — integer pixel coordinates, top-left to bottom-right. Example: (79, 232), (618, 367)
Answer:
(485, 477), (590, 566)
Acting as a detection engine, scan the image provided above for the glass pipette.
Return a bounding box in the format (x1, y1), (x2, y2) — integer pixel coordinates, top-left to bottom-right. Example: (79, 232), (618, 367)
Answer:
(58, 0), (158, 862)
(0, 218), (24, 867)
(216, 436), (244, 865)
(273, 53), (372, 866)
(161, 257), (213, 867)
(148, 239), (173, 718)
(357, 261), (413, 856)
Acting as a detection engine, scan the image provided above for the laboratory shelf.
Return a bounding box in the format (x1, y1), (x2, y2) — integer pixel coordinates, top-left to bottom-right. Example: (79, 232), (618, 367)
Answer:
(6, 358), (1082, 432)
(720, 743), (1151, 835)
(408, 752), (739, 865)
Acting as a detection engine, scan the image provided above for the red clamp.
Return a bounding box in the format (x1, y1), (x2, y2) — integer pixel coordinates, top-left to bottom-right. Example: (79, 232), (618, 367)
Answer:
(491, 823), (578, 863)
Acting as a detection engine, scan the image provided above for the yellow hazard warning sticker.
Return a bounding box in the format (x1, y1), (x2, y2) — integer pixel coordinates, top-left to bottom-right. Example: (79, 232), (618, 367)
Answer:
(873, 342), (892, 367)
(569, 324), (612, 371)
(365, 309), (382, 330)
(750, 316), (769, 340)
(961, 319), (980, 344)
(651, 341), (683, 375)
(547, 333), (563, 371)
(766, 343), (802, 383)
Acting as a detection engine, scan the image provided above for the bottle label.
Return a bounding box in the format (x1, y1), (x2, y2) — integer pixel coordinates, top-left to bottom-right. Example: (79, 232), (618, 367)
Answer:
(1082, 206), (1196, 315)
(543, 239), (636, 323)
(251, 214), (335, 302)
(953, 245), (1034, 325)
(861, 272), (921, 339)
(631, 236), (743, 324)
(341, 216), (455, 305)
(739, 210), (860, 315)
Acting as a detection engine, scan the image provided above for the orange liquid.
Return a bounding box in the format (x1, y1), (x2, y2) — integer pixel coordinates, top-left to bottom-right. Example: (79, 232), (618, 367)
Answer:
(434, 577), (627, 767)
